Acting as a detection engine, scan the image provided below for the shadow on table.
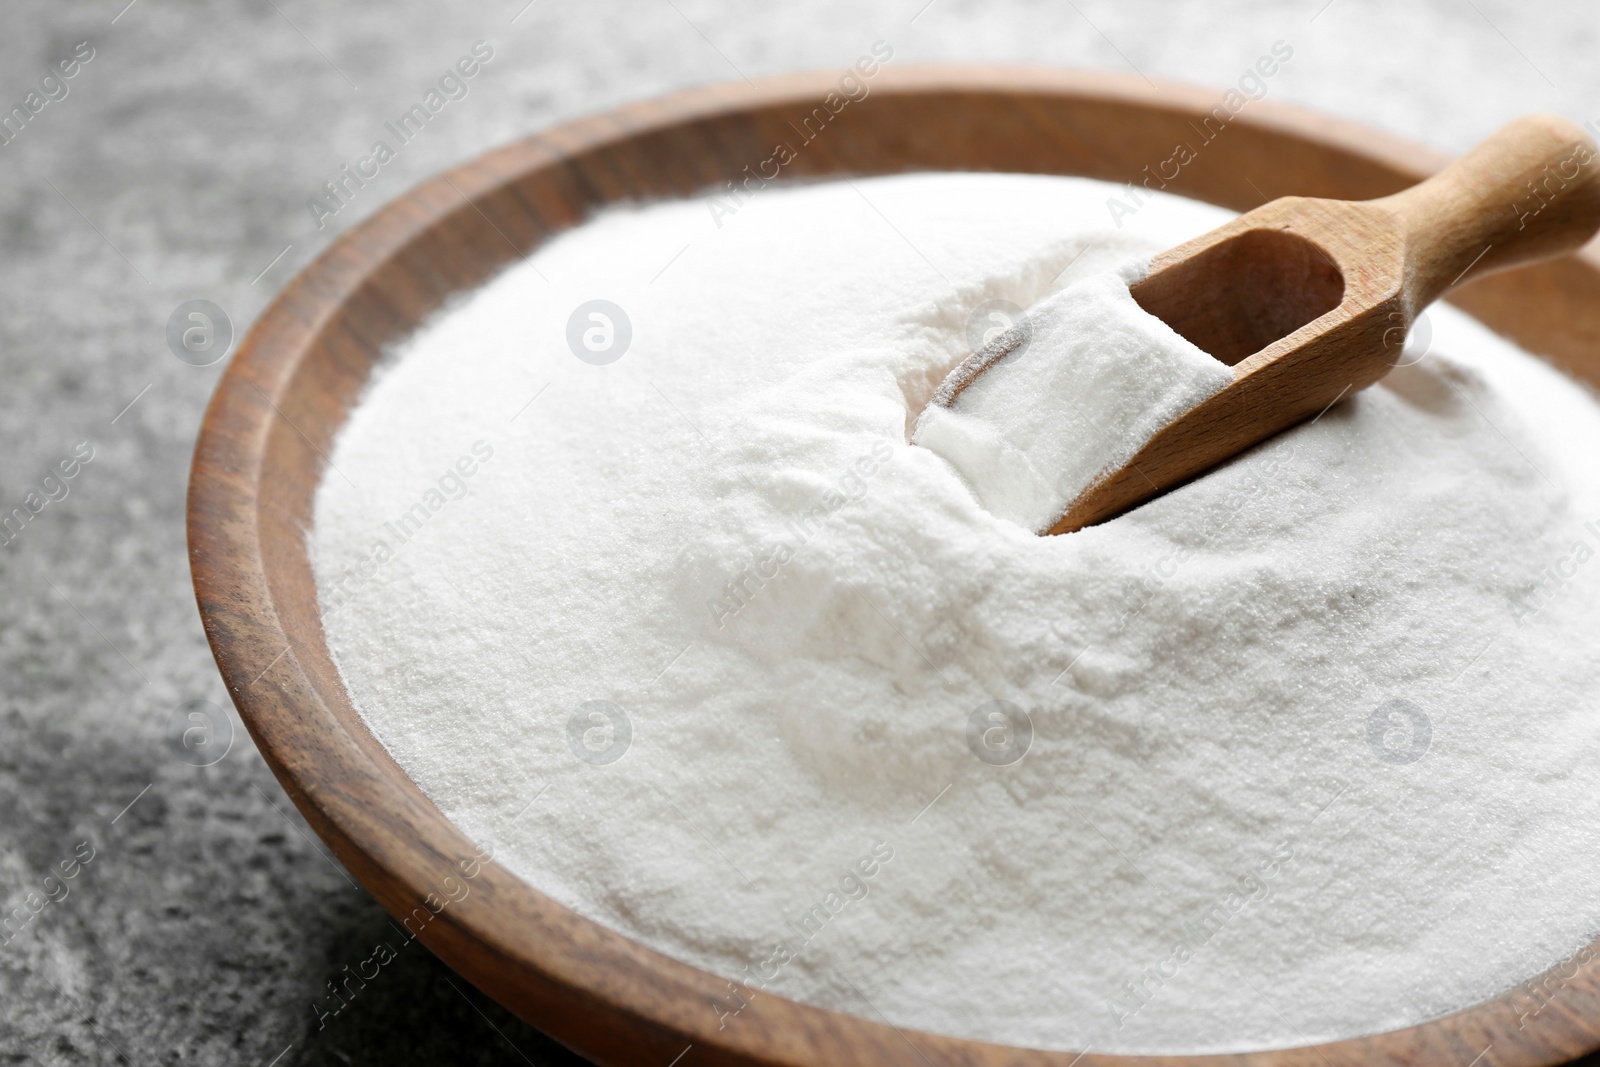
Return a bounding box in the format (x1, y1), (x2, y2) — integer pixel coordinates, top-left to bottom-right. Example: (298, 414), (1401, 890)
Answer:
(293, 892), (592, 1067)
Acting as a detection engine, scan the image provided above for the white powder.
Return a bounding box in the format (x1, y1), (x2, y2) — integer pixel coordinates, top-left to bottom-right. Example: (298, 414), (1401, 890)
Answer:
(312, 172), (1600, 1054)
(912, 265), (1234, 532)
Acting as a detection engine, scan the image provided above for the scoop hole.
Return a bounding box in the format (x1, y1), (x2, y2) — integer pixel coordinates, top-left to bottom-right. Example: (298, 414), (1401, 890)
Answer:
(1129, 228), (1344, 366)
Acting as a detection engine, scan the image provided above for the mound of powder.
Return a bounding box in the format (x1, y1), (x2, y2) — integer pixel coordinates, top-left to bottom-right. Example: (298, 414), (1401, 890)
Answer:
(311, 172), (1600, 1054)
(912, 265), (1234, 532)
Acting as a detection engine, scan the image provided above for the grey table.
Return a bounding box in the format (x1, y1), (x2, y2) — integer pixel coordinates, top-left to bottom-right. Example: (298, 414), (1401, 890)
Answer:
(2, 1), (1594, 1063)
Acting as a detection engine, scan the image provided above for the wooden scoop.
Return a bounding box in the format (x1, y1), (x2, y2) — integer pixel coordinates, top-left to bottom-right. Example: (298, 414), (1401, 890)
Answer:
(1044, 113), (1600, 535)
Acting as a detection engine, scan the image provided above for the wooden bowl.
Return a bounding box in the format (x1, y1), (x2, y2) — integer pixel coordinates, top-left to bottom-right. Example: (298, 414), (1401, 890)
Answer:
(187, 66), (1600, 1066)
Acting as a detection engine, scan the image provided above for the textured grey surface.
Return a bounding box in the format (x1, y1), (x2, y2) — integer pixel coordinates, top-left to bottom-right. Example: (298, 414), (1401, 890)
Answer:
(1, 1), (1597, 1064)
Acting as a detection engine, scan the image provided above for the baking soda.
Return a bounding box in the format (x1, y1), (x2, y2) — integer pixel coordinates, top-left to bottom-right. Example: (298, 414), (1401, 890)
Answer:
(911, 263), (1233, 532)
(312, 172), (1600, 1053)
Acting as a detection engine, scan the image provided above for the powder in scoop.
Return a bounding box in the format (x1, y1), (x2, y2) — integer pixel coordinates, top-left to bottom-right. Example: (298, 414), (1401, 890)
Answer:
(912, 264), (1233, 532)
(312, 172), (1600, 1055)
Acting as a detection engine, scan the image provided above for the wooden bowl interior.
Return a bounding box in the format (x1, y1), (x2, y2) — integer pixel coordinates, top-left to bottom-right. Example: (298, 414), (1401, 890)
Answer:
(191, 67), (1600, 1067)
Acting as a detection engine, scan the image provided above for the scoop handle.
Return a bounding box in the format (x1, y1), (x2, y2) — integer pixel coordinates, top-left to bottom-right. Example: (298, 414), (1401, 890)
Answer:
(1374, 114), (1600, 313)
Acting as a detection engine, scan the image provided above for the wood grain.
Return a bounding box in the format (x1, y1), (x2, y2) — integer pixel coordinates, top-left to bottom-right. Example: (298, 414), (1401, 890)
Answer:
(1051, 114), (1600, 534)
(188, 66), (1600, 1066)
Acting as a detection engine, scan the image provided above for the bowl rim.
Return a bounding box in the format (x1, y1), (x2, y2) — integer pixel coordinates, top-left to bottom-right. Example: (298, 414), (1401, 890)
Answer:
(188, 63), (1600, 1067)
